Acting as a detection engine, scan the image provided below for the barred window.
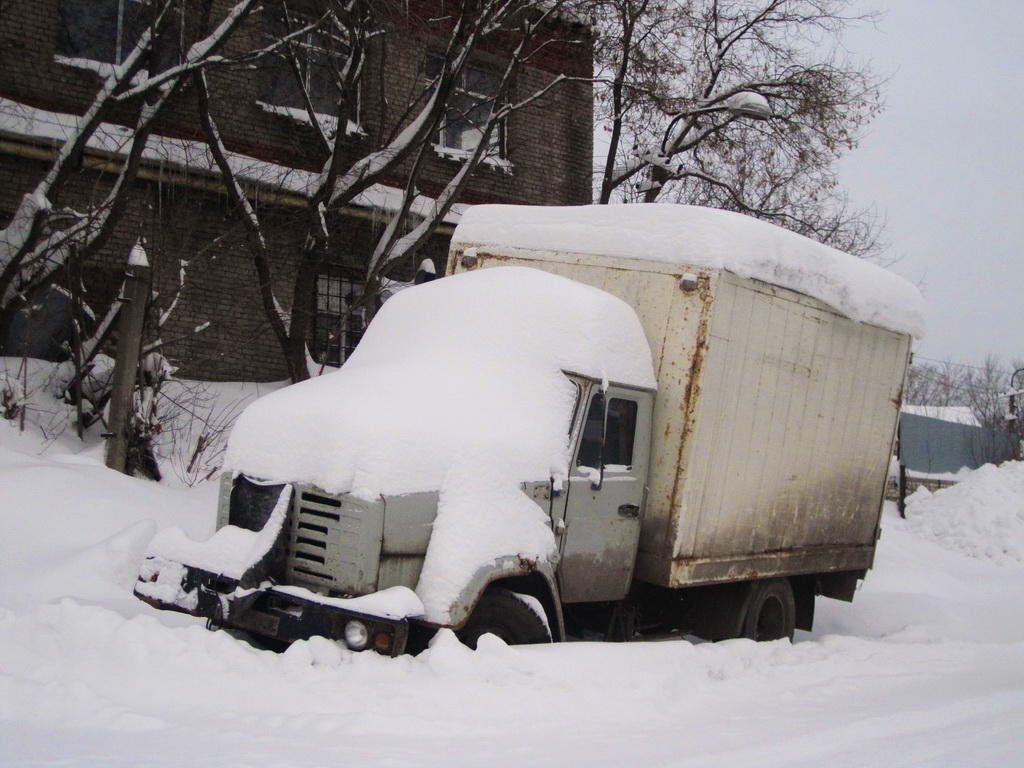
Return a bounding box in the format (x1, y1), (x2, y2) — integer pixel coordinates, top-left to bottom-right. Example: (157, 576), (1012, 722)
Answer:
(313, 269), (364, 367)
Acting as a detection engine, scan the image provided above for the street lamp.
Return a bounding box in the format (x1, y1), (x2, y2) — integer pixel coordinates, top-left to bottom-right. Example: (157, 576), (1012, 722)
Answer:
(659, 91), (773, 154)
(1004, 368), (1024, 441)
(724, 91), (772, 121)
(635, 91), (773, 196)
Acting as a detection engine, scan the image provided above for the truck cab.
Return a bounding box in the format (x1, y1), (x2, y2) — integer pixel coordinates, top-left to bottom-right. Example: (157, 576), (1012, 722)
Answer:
(136, 267), (659, 653)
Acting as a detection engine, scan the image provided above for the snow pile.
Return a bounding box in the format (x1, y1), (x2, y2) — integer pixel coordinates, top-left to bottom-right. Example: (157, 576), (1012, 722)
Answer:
(1, 357), (86, 444)
(138, 484), (291, 595)
(0, 356), (285, 486)
(903, 461), (1024, 563)
(453, 204), (926, 339)
(272, 585), (424, 621)
(0, 441), (217, 616)
(416, 454), (557, 620)
(224, 266), (656, 497)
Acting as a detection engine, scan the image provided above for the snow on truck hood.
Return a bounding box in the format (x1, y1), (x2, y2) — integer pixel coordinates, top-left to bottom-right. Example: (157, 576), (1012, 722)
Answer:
(224, 267), (656, 498)
(453, 204), (926, 340)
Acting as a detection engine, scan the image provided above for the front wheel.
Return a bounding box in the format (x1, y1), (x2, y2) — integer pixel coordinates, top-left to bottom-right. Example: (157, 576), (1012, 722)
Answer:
(741, 578), (796, 642)
(456, 587), (552, 649)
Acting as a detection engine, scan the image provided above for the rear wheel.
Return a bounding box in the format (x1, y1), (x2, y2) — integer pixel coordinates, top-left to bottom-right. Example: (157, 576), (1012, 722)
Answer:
(457, 587), (552, 649)
(741, 578), (796, 641)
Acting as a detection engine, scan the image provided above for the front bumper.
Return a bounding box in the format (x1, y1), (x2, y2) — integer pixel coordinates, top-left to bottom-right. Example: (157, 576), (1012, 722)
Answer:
(135, 561), (410, 656)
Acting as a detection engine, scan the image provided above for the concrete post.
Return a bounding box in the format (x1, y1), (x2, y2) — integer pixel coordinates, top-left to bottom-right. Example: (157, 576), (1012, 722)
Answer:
(104, 244), (151, 474)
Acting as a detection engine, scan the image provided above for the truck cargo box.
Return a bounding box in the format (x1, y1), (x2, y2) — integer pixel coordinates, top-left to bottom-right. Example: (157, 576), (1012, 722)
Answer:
(449, 204), (918, 590)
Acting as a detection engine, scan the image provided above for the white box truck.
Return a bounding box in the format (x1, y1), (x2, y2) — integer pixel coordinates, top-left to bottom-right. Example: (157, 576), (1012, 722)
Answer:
(136, 204), (924, 653)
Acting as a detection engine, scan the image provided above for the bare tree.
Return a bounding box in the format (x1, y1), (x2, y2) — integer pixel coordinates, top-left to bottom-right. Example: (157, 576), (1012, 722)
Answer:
(904, 358), (965, 412)
(591, 0), (885, 256)
(199, 0), (582, 382)
(0, 0), (261, 363)
(0, 0), (268, 475)
(906, 355), (1024, 431)
(961, 355), (1021, 431)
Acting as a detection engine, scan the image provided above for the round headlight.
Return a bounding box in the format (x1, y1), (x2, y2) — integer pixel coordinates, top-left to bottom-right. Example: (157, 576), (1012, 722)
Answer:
(344, 620), (370, 650)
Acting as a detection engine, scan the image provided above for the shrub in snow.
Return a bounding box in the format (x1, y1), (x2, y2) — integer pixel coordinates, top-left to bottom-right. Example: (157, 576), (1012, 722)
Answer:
(1, 375), (25, 420)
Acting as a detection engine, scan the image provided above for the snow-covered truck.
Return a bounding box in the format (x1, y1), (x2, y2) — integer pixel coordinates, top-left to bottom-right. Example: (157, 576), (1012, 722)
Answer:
(135, 204), (924, 654)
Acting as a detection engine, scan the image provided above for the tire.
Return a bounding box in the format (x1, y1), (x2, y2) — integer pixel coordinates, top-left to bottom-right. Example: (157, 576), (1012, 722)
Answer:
(456, 587), (552, 649)
(741, 578), (796, 642)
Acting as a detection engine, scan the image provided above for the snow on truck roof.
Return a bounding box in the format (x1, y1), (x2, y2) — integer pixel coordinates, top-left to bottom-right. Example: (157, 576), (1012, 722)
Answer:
(224, 267), (655, 497)
(452, 204), (926, 339)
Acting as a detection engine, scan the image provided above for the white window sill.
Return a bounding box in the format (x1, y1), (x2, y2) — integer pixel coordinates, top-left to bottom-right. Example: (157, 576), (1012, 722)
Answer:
(54, 55), (139, 83)
(257, 101), (363, 137)
(432, 144), (512, 173)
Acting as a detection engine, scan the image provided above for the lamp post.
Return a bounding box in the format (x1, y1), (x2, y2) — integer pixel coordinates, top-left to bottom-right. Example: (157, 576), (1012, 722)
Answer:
(1005, 368), (1024, 457)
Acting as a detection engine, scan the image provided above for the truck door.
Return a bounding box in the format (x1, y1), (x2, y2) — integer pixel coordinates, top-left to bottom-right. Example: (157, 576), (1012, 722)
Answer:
(556, 385), (652, 603)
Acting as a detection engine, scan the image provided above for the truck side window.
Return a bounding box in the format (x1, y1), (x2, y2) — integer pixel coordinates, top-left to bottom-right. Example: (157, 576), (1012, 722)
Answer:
(605, 398), (638, 467)
(576, 394), (638, 469)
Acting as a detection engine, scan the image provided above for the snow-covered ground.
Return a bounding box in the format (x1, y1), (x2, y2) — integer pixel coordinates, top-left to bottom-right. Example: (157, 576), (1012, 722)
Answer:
(2, 380), (1024, 767)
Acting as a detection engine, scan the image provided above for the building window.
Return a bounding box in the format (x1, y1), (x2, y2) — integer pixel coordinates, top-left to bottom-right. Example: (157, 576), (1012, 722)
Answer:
(55, 0), (177, 69)
(428, 58), (504, 157)
(257, 9), (354, 120)
(313, 268), (364, 367)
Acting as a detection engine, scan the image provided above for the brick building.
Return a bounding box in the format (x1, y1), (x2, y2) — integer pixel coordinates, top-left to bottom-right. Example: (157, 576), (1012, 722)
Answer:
(0, 1), (593, 381)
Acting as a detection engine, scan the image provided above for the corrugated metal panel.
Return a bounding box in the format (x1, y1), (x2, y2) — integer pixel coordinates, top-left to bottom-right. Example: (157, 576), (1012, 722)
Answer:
(666, 274), (909, 585)
(900, 413), (1018, 473)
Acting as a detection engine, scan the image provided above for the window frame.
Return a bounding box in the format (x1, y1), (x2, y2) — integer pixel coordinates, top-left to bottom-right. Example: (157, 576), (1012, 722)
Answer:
(576, 393), (639, 471)
(54, 0), (179, 72)
(256, 8), (358, 124)
(427, 57), (506, 160)
(312, 266), (365, 368)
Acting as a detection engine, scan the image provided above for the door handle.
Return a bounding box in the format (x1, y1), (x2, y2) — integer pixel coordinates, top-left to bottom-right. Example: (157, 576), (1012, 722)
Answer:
(617, 504), (640, 519)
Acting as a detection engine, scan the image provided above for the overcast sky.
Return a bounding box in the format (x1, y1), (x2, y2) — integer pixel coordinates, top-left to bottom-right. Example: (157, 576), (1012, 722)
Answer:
(838, 1), (1024, 369)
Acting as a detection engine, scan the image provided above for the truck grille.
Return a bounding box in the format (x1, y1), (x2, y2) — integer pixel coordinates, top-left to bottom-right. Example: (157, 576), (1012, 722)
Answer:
(285, 487), (383, 595)
(290, 491), (341, 583)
